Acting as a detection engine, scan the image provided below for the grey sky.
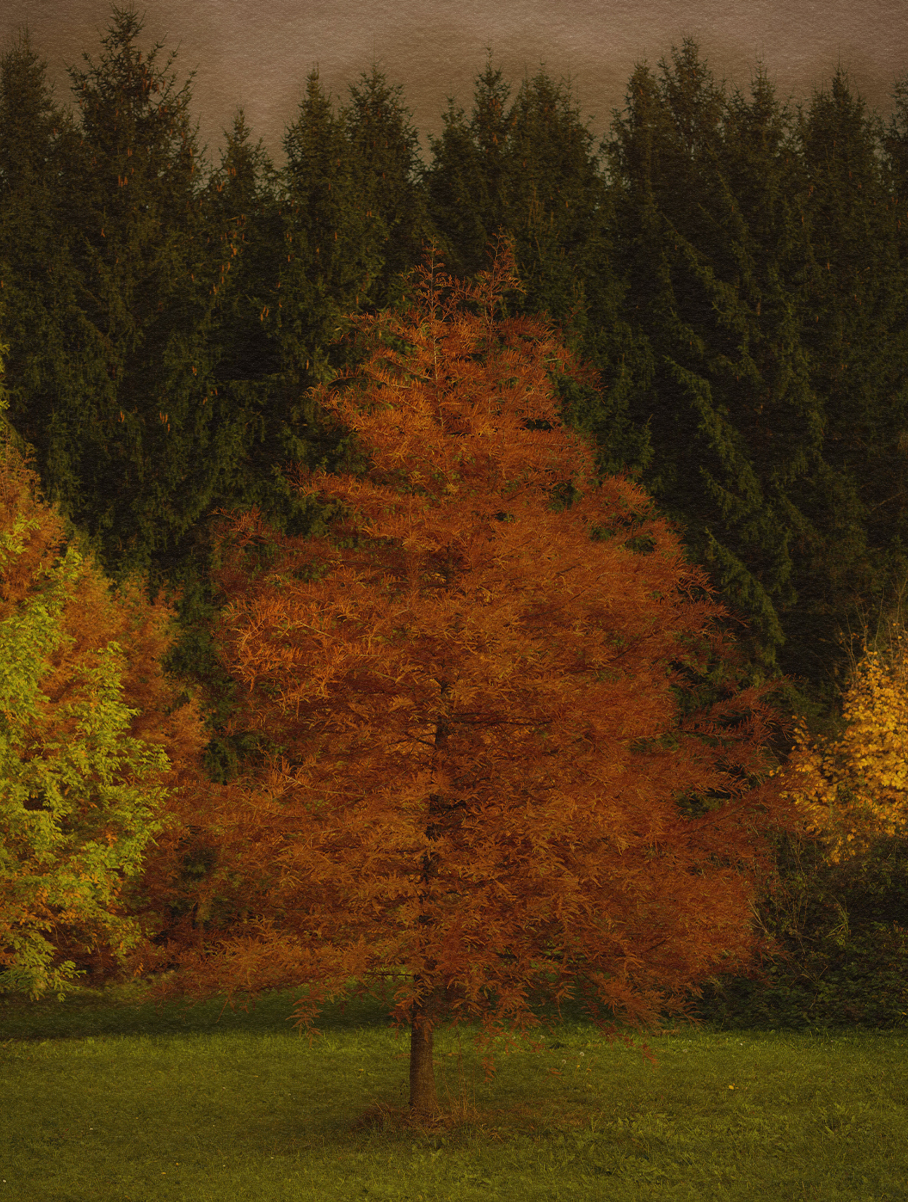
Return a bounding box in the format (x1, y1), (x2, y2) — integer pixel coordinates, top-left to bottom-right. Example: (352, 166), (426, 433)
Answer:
(3, 0), (906, 165)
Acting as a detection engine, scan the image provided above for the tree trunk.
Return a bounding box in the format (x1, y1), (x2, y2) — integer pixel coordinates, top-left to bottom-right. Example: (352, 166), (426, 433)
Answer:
(407, 673), (451, 1118)
(409, 1007), (438, 1117)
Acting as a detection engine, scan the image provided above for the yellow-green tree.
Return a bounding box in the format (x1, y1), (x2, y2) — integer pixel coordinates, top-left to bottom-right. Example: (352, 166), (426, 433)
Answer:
(776, 617), (908, 863)
(0, 347), (212, 999)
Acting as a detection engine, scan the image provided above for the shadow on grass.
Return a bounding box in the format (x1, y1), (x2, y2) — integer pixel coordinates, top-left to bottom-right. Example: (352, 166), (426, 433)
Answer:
(0, 977), (392, 1041)
(0, 968), (664, 1048)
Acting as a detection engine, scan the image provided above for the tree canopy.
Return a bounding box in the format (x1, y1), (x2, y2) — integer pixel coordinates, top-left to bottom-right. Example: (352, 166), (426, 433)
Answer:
(140, 245), (802, 1118)
(0, 352), (211, 998)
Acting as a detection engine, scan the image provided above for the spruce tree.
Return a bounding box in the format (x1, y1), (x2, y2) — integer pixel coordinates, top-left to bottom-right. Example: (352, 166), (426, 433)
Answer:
(503, 71), (607, 322)
(342, 67), (432, 310)
(6, 7), (256, 590)
(501, 70), (648, 478)
(278, 69), (382, 388)
(157, 77), (387, 788)
(425, 62), (645, 475)
(603, 43), (872, 722)
(427, 61), (611, 313)
(793, 71), (908, 678)
(0, 31), (81, 476)
(199, 109), (296, 522)
(425, 60), (513, 278)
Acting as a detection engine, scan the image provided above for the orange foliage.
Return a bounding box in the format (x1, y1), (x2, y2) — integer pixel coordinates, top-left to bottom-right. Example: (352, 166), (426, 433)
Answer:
(142, 245), (801, 1116)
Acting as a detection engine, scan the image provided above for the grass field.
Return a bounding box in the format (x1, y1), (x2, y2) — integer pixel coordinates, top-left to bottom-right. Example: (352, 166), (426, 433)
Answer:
(2, 979), (907, 1201)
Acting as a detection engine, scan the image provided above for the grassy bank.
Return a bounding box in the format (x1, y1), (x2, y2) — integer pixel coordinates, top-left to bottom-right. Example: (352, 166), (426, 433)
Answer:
(2, 981), (907, 1201)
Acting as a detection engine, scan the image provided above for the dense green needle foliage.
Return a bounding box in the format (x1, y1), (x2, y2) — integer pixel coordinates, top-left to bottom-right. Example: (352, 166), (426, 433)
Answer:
(344, 67), (434, 312)
(426, 62), (613, 335)
(0, 32), (83, 496)
(602, 43), (901, 719)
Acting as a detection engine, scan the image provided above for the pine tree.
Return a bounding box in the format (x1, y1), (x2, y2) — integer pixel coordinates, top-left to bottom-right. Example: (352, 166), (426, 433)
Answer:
(2, 7), (258, 590)
(342, 67), (432, 310)
(0, 30), (81, 475)
(603, 43), (881, 725)
(425, 60), (513, 278)
(277, 69), (382, 387)
(140, 246), (800, 1121)
(793, 71), (908, 678)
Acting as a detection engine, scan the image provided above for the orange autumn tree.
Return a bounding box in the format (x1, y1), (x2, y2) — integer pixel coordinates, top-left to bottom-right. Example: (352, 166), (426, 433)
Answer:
(143, 245), (800, 1118)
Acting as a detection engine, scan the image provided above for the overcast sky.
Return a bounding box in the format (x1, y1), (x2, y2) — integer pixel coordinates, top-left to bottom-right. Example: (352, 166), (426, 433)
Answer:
(4, 0), (907, 166)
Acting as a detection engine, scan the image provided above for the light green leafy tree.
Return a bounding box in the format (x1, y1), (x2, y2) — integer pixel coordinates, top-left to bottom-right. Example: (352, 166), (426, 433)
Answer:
(0, 343), (207, 1000)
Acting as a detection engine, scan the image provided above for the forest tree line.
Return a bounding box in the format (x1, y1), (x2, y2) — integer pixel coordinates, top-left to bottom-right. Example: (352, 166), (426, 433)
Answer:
(4, 7), (908, 1029)
(4, 10), (908, 742)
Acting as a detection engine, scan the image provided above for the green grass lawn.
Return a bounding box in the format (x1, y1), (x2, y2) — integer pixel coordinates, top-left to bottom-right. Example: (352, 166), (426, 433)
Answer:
(2, 979), (907, 1201)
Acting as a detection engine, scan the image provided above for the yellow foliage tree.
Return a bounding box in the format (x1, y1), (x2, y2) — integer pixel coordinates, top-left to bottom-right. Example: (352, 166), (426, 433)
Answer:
(775, 622), (908, 863)
(0, 340), (216, 999)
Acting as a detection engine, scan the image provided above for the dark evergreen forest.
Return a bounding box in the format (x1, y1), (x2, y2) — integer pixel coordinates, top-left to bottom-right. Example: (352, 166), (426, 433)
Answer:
(4, 7), (908, 1024)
